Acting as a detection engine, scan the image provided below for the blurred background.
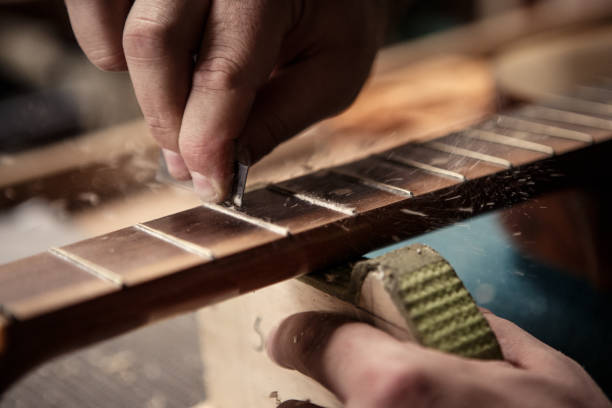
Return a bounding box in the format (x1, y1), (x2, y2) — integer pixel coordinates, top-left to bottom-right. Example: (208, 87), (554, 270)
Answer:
(1, 0), (612, 407)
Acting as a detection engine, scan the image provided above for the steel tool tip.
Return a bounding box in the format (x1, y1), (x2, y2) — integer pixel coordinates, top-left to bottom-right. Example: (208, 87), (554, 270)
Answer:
(230, 162), (249, 207)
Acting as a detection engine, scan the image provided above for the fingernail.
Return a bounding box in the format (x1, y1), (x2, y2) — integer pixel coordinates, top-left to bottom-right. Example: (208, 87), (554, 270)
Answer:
(191, 171), (221, 202)
(162, 149), (190, 180)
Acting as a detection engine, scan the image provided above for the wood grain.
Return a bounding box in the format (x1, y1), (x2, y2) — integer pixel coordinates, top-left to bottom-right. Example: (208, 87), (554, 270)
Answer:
(386, 144), (504, 180)
(0, 253), (117, 319)
(278, 170), (405, 214)
(236, 188), (346, 234)
(144, 206), (283, 259)
(63, 227), (204, 286)
(335, 157), (460, 197)
(437, 133), (549, 166)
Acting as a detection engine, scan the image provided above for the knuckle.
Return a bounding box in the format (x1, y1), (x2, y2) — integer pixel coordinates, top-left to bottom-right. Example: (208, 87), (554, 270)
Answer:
(192, 53), (250, 93)
(86, 49), (126, 72)
(143, 115), (178, 148)
(360, 365), (433, 408)
(123, 17), (172, 60)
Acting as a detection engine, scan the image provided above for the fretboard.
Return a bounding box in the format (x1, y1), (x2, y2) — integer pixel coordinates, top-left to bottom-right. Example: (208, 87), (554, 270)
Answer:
(2, 92), (612, 389)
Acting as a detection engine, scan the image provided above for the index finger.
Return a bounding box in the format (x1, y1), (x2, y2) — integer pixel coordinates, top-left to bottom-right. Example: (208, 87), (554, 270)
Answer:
(178, 1), (293, 202)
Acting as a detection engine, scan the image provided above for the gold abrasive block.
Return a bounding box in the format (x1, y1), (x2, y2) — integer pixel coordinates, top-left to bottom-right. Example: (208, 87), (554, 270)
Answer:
(352, 244), (503, 360)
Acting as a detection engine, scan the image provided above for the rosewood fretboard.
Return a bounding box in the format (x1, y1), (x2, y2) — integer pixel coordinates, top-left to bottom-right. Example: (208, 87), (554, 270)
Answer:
(2, 89), (612, 389)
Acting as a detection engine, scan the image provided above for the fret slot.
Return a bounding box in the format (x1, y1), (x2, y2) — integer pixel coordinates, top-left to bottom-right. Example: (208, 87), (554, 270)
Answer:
(143, 206), (283, 260)
(0, 253), (118, 319)
(270, 185), (357, 216)
(436, 133), (549, 167)
(237, 187), (347, 234)
(464, 129), (554, 155)
(276, 170), (405, 214)
(476, 122), (589, 155)
(63, 227), (205, 286)
(202, 202), (290, 237)
(492, 115), (593, 143)
(333, 156), (460, 197)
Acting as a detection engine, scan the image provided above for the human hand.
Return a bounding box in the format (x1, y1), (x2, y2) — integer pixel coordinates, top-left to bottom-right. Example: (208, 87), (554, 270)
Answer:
(267, 311), (611, 408)
(64, 0), (390, 202)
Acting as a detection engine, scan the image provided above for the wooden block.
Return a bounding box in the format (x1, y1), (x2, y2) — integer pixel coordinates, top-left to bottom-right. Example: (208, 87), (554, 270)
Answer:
(0, 253), (117, 319)
(63, 227), (203, 286)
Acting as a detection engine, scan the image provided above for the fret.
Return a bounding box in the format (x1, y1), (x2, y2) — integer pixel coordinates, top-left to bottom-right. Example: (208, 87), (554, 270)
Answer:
(277, 170), (406, 214)
(436, 133), (549, 167)
(425, 141), (512, 168)
(504, 111), (611, 143)
(476, 122), (589, 154)
(382, 151), (466, 181)
(331, 168), (414, 198)
(237, 187), (347, 234)
(491, 115), (593, 143)
(540, 94), (612, 117)
(464, 129), (554, 155)
(143, 206), (283, 260)
(48, 247), (124, 286)
(133, 224), (215, 260)
(573, 85), (612, 103)
(516, 105), (612, 134)
(0, 253), (118, 319)
(202, 202), (290, 237)
(333, 156), (460, 197)
(63, 227), (204, 286)
(384, 144), (503, 180)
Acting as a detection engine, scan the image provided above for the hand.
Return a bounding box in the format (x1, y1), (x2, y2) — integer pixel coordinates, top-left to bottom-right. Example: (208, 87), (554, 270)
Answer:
(267, 311), (611, 408)
(65, 0), (390, 202)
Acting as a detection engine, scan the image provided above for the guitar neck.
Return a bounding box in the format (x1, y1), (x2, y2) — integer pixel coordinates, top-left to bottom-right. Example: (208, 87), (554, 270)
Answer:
(1, 93), (612, 390)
